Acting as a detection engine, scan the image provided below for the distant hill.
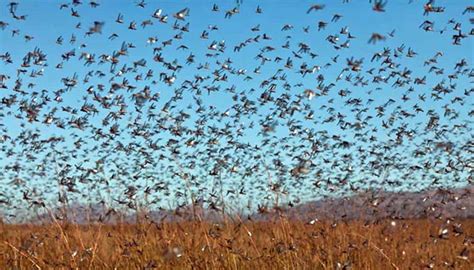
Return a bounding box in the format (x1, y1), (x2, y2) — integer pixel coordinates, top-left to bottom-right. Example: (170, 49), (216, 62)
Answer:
(21, 185), (474, 224)
(253, 185), (474, 222)
(30, 201), (220, 224)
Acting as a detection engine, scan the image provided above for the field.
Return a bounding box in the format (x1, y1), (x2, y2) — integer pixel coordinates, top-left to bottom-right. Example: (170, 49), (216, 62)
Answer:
(0, 217), (472, 269)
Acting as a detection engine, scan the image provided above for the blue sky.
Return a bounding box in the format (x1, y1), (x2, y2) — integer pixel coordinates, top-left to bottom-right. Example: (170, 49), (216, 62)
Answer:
(0, 0), (472, 221)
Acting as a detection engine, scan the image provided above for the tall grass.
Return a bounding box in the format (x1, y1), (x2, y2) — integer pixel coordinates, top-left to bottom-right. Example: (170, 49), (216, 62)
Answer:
(1, 218), (471, 269)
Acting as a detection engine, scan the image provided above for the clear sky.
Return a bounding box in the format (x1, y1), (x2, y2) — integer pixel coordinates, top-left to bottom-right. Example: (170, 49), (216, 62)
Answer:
(0, 0), (472, 221)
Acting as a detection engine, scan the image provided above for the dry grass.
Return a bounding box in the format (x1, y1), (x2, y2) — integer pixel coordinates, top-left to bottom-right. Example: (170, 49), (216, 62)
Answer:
(0, 218), (472, 269)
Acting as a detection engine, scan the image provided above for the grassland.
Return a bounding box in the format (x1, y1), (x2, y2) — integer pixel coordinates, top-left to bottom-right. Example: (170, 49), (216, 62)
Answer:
(0, 217), (472, 269)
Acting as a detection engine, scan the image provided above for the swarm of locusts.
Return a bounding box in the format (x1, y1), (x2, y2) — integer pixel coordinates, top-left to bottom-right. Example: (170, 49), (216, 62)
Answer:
(0, 0), (472, 268)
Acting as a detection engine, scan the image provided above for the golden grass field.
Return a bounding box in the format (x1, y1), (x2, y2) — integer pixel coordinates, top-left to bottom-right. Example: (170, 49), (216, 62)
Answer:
(0, 218), (472, 269)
